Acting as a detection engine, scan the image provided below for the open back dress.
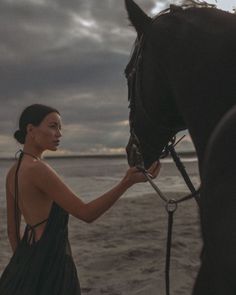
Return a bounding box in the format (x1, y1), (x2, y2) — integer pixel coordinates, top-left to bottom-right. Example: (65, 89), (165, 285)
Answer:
(0, 151), (81, 295)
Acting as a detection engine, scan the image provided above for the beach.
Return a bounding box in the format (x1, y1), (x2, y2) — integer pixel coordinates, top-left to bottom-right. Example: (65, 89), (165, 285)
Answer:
(0, 156), (202, 294)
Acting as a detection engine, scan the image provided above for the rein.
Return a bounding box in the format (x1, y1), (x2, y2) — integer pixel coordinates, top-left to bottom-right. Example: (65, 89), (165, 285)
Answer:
(127, 32), (201, 295)
(138, 138), (200, 295)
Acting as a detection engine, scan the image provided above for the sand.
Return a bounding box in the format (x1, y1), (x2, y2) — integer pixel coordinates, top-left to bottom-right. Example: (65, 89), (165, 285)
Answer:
(0, 159), (202, 295)
(71, 193), (202, 295)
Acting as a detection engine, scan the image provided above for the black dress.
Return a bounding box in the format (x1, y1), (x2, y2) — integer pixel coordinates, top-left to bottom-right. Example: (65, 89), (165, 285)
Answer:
(0, 151), (81, 295)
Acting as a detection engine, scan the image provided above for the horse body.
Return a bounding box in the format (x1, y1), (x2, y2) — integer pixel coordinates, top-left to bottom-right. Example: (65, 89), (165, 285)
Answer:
(194, 105), (236, 294)
(125, 1), (236, 294)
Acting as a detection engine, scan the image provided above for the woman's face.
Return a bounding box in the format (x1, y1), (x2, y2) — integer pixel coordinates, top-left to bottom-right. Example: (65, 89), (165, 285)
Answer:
(30, 112), (62, 151)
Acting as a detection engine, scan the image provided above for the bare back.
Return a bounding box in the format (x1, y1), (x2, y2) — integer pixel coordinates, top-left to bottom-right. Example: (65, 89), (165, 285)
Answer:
(6, 157), (53, 241)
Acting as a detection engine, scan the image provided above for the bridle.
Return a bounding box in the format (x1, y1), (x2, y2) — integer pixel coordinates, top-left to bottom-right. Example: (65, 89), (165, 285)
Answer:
(125, 31), (200, 199)
(125, 30), (201, 295)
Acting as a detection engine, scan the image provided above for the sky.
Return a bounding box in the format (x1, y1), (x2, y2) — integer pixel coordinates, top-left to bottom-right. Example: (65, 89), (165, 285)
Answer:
(0, 0), (235, 158)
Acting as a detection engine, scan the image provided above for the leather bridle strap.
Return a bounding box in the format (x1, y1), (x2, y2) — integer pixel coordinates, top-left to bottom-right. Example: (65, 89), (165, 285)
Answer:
(137, 142), (200, 295)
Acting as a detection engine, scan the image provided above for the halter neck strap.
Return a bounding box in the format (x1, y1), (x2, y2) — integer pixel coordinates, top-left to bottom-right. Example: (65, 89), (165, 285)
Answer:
(15, 149), (40, 161)
(14, 150), (24, 245)
(14, 150), (48, 246)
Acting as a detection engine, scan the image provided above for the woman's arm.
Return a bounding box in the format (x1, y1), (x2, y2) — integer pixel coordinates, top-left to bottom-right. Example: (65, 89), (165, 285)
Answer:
(31, 161), (160, 223)
(6, 172), (22, 252)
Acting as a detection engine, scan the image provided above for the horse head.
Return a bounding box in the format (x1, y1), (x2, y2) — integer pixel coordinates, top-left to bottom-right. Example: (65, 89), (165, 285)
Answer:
(125, 0), (186, 168)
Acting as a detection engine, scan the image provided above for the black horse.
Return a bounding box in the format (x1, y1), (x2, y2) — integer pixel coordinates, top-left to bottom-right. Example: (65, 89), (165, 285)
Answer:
(124, 0), (236, 294)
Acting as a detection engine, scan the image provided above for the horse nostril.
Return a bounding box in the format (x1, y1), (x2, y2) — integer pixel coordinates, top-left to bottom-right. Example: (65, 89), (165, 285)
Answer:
(131, 143), (138, 153)
(127, 143), (144, 167)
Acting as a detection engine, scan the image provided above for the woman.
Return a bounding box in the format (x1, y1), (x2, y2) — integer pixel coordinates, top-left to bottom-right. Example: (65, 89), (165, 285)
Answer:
(0, 104), (160, 295)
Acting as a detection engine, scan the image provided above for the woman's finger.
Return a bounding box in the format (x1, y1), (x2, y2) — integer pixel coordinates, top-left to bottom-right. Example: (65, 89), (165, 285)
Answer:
(147, 161), (161, 178)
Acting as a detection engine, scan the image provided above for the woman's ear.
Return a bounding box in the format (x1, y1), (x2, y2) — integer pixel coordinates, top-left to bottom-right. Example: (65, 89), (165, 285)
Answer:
(26, 123), (35, 138)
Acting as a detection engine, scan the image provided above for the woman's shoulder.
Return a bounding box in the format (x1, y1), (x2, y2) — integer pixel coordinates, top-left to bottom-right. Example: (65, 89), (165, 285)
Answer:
(29, 160), (59, 182)
(31, 159), (56, 174)
(6, 159), (56, 184)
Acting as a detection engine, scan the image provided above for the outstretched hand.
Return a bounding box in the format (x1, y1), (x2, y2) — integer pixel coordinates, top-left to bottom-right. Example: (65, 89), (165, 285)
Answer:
(123, 161), (161, 187)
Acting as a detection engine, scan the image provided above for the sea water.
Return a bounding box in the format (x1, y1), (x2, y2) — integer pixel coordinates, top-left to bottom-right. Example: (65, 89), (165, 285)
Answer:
(0, 156), (200, 206)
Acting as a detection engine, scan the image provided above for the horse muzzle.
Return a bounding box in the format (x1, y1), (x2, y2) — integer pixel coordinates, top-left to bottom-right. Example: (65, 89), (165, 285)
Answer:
(126, 133), (144, 167)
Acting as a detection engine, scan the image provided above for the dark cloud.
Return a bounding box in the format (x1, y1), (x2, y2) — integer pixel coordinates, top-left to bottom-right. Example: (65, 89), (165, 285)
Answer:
(0, 0), (195, 157)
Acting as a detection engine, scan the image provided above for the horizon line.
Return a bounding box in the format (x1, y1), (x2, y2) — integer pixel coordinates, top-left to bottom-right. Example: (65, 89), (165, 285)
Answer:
(0, 151), (197, 161)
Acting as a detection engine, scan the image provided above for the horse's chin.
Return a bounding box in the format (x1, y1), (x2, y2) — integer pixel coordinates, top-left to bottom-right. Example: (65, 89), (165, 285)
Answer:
(140, 142), (161, 169)
(143, 154), (158, 170)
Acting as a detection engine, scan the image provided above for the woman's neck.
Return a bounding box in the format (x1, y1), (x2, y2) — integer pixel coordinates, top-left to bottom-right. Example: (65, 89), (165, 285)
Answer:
(22, 145), (44, 160)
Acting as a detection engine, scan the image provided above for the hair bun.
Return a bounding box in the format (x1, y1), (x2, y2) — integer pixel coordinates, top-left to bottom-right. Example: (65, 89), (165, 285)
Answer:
(14, 129), (25, 144)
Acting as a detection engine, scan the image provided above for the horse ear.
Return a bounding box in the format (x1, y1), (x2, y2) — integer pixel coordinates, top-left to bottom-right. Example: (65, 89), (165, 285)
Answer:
(125, 0), (152, 36)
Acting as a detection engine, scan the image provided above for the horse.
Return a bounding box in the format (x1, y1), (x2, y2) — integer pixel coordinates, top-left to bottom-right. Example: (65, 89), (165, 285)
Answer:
(124, 0), (236, 294)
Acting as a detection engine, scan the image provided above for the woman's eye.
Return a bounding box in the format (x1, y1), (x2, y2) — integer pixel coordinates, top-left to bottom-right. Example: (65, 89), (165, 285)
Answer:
(49, 125), (61, 130)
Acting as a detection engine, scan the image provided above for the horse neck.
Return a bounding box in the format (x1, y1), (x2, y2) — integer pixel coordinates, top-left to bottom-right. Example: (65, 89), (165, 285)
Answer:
(150, 7), (236, 176)
(178, 97), (235, 177)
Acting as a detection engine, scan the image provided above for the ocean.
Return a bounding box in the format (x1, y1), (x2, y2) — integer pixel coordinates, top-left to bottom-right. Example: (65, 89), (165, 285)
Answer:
(0, 156), (200, 205)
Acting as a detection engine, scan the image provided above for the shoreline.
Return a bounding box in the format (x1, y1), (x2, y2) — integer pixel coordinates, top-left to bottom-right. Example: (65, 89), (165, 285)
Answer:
(0, 151), (197, 161)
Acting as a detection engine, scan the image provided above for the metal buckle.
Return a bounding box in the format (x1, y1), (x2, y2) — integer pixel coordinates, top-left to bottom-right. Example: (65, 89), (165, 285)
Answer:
(165, 199), (178, 213)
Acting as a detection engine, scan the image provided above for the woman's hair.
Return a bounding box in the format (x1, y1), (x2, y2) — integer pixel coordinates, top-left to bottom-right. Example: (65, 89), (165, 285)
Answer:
(14, 104), (60, 144)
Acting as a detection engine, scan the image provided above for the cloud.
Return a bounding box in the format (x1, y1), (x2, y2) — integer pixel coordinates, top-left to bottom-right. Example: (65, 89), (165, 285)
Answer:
(0, 0), (198, 157)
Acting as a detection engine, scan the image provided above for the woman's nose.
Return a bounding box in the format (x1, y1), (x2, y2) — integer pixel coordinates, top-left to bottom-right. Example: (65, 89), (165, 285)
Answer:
(57, 128), (62, 137)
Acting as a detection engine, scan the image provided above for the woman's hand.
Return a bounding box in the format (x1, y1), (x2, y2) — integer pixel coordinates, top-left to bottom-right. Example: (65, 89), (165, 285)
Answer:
(122, 161), (161, 187)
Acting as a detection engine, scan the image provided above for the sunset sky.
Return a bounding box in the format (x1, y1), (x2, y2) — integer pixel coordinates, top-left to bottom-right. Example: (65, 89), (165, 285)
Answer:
(0, 0), (235, 158)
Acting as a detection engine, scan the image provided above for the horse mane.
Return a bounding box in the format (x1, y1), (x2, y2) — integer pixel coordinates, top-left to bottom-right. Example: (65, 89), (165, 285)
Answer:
(174, 0), (216, 9)
(155, 0), (216, 19)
